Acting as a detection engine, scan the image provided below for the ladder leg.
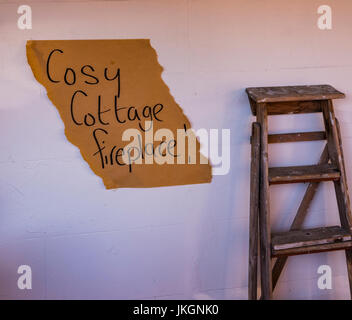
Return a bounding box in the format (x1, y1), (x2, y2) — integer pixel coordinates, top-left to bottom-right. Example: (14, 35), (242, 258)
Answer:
(322, 100), (352, 298)
(248, 123), (261, 299)
(248, 122), (261, 300)
(335, 118), (352, 298)
(256, 104), (272, 299)
(322, 100), (352, 229)
(345, 249), (352, 297)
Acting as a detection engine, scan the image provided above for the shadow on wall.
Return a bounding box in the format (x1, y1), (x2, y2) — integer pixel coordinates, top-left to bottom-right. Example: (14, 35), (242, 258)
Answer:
(190, 88), (252, 299)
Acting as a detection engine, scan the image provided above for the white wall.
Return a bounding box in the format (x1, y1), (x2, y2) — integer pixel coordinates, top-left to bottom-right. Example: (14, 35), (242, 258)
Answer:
(1, 0), (352, 299)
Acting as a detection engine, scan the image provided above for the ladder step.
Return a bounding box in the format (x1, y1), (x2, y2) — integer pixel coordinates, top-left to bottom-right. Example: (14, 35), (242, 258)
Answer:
(269, 164), (340, 184)
(268, 131), (326, 144)
(272, 226), (352, 257)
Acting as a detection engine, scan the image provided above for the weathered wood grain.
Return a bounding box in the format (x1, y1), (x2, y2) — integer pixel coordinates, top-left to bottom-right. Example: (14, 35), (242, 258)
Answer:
(248, 122), (260, 300)
(272, 226), (352, 251)
(268, 164), (340, 184)
(256, 103), (273, 300)
(246, 85), (345, 103)
(266, 100), (322, 115)
(335, 117), (352, 298)
(249, 100), (322, 116)
(268, 131), (326, 144)
(272, 241), (352, 257)
(322, 100), (352, 229)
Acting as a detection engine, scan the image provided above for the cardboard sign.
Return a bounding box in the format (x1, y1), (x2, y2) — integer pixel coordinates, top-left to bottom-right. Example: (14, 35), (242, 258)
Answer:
(26, 39), (212, 189)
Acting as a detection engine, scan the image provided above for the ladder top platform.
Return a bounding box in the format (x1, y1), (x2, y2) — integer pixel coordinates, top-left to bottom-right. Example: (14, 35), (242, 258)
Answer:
(246, 84), (345, 103)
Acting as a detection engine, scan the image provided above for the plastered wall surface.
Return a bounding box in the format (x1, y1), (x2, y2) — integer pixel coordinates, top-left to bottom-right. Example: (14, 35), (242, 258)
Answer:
(1, 0), (352, 299)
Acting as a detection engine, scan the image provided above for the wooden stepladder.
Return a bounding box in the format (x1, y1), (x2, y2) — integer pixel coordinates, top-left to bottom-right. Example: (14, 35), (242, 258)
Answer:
(246, 85), (352, 300)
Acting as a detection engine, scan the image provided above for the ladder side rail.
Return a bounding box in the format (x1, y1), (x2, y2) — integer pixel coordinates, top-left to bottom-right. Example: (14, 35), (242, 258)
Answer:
(256, 103), (273, 300)
(321, 100), (352, 229)
(248, 122), (261, 300)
